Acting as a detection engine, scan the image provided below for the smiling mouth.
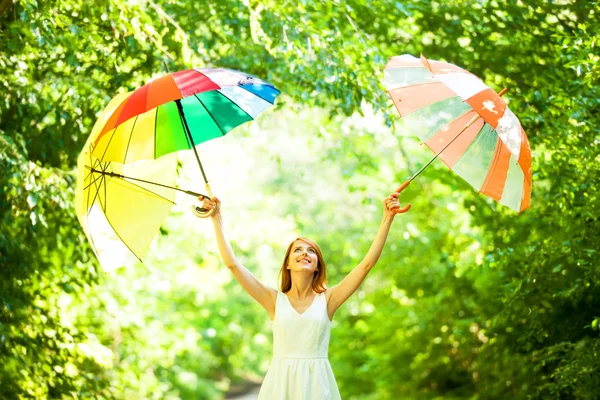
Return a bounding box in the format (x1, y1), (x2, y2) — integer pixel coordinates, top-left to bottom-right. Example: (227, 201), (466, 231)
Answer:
(298, 259), (311, 263)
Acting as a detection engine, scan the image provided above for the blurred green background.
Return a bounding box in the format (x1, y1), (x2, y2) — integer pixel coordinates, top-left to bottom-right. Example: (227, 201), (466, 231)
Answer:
(1, 0), (599, 399)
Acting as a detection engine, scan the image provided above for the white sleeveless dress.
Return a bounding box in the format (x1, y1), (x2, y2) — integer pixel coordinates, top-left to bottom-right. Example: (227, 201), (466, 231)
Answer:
(257, 291), (342, 399)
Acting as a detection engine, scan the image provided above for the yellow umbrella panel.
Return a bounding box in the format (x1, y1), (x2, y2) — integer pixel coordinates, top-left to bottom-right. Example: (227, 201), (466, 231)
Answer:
(76, 94), (178, 271)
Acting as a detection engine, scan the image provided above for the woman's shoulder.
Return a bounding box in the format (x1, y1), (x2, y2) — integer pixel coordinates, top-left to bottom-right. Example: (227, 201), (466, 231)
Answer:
(321, 287), (332, 303)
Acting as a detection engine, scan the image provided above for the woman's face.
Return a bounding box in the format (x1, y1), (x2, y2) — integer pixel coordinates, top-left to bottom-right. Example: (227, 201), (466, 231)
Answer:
(287, 240), (319, 273)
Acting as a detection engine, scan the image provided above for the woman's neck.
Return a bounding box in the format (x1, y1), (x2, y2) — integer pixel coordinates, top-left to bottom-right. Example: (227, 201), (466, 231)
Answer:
(288, 274), (315, 299)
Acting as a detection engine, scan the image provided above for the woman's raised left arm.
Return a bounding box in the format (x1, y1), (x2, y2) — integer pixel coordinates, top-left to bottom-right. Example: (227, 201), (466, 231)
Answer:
(326, 184), (410, 319)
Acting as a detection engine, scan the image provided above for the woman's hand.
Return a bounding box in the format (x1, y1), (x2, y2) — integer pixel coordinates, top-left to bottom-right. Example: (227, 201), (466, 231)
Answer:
(197, 196), (221, 219)
(383, 181), (411, 217)
(383, 192), (401, 217)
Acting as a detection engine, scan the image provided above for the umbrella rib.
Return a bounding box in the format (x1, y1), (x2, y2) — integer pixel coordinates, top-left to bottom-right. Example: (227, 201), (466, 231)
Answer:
(91, 156), (102, 170)
(86, 166), (208, 198)
(104, 171), (107, 214)
(85, 150), (96, 216)
(82, 159), (96, 184)
(85, 152), (109, 217)
(89, 166), (176, 202)
(94, 176), (107, 215)
(83, 172), (104, 192)
(122, 114), (139, 163)
(100, 212), (144, 263)
(111, 177), (176, 204)
(87, 173), (104, 216)
(83, 166), (95, 184)
(99, 127), (119, 164)
(83, 153), (101, 258)
(98, 161), (110, 214)
(83, 172), (144, 264)
(410, 111), (481, 181)
(82, 148), (100, 183)
(83, 187), (101, 263)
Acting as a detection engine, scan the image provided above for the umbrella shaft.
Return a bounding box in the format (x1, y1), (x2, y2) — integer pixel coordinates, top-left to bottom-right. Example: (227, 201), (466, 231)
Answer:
(410, 113), (481, 182)
(175, 99), (210, 186)
(88, 168), (210, 199)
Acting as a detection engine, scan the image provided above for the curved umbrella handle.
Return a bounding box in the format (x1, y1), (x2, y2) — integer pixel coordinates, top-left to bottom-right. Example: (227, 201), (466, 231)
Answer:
(191, 193), (216, 218)
(393, 180), (411, 214)
(191, 205), (216, 218)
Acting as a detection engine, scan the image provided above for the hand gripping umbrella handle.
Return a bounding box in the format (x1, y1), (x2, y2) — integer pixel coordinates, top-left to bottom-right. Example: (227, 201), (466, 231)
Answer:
(393, 180), (411, 214)
(191, 193), (216, 218)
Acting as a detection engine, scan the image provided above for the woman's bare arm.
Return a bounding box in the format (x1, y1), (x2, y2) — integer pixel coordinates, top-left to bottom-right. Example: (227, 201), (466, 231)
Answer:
(326, 188), (407, 319)
(199, 197), (277, 318)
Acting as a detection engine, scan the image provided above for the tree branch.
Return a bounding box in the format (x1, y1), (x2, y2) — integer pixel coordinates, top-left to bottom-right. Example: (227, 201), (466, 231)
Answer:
(0, 0), (13, 17)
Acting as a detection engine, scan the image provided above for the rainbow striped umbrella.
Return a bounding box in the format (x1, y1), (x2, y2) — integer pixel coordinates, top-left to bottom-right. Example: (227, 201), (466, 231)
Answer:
(91, 68), (279, 195)
(384, 54), (532, 212)
(76, 68), (280, 269)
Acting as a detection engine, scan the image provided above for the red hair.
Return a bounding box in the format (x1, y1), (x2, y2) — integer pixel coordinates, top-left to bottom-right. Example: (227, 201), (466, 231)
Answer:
(279, 237), (328, 294)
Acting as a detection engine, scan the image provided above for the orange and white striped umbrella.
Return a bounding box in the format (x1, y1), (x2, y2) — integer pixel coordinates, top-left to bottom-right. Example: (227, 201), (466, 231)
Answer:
(384, 54), (532, 212)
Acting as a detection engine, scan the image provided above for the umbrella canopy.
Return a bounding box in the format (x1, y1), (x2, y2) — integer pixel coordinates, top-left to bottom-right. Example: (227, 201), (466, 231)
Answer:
(384, 54), (532, 212)
(76, 68), (280, 270)
(76, 93), (178, 270)
(91, 68), (280, 164)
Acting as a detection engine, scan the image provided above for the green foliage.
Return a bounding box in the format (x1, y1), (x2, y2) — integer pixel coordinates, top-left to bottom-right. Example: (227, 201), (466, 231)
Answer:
(2, 0), (599, 399)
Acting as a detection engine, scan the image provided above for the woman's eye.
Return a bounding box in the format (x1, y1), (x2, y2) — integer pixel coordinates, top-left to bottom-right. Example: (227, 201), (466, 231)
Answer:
(294, 248), (301, 252)
(308, 249), (315, 253)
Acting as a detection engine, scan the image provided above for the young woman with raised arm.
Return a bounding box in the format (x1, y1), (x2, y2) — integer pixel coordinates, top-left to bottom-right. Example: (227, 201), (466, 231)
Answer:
(197, 187), (408, 399)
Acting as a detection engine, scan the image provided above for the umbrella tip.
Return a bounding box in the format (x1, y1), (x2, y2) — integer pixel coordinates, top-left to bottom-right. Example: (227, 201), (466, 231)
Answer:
(498, 87), (508, 97)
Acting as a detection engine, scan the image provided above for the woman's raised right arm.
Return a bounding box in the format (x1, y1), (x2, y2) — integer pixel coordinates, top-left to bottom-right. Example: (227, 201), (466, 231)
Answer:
(198, 197), (277, 318)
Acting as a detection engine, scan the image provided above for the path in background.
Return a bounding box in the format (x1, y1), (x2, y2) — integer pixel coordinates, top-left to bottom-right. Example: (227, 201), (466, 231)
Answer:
(225, 380), (261, 400)
(226, 389), (259, 400)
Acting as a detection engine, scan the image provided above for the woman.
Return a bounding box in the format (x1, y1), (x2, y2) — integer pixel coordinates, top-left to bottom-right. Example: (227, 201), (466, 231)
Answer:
(197, 188), (407, 399)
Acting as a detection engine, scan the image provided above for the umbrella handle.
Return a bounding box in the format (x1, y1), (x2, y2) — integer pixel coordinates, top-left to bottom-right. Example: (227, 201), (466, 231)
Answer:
(191, 205), (216, 218)
(393, 180), (411, 214)
(191, 193), (216, 218)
